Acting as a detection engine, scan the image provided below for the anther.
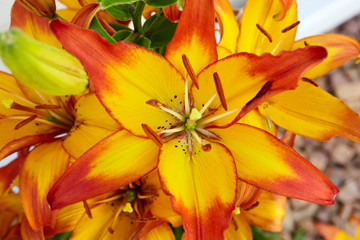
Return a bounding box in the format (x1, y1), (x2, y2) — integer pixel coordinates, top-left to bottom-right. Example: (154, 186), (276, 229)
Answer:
(256, 24), (272, 43)
(142, 124), (163, 147)
(304, 41), (309, 47)
(5, 101), (47, 117)
(202, 144), (211, 152)
(245, 81), (273, 108)
(213, 72), (228, 111)
(244, 201), (259, 211)
(302, 77), (319, 87)
(281, 21), (300, 33)
(83, 200), (92, 219)
(14, 114), (37, 130)
(108, 227), (114, 234)
(35, 104), (61, 109)
(182, 54), (199, 89)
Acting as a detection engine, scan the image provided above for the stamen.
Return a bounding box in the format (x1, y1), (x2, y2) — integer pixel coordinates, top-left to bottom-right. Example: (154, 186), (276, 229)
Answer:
(190, 130), (203, 146)
(83, 200), (92, 219)
(47, 110), (74, 126)
(266, 114), (272, 132)
(6, 101), (48, 117)
(302, 77), (319, 87)
(142, 124), (163, 147)
(244, 201), (259, 211)
(146, 99), (184, 122)
(182, 54), (199, 89)
(35, 104), (61, 109)
(213, 72), (228, 111)
(195, 127), (222, 140)
(184, 77), (190, 116)
(256, 24), (272, 43)
(244, 81), (273, 107)
(304, 41), (309, 47)
(281, 21), (300, 33)
(14, 114), (37, 130)
(159, 125), (184, 134)
(108, 203), (125, 234)
(200, 107), (243, 125)
(199, 93), (217, 115)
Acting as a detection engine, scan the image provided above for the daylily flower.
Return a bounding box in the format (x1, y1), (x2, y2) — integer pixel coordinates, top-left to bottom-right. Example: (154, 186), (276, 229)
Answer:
(315, 215), (360, 240)
(215, 0), (360, 141)
(47, 0), (338, 239)
(0, 2), (120, 234)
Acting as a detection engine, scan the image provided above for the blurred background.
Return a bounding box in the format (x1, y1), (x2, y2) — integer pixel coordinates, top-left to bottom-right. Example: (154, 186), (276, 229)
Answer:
(0, 0), (360, 239)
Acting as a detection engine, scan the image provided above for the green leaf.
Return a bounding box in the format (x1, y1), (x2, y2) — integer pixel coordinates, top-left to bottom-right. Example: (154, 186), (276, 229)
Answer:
(89, 17), (116, 43)
(170, 225), (184, 240)
(144, 15), (177, 48)
(113, 30), (132, 41)
(293, 229), (306, 240)
(133, 36), (151, 49)
(105, 4), (132, 21)
(109, 23), (132, 31)
(251, 225), (283, 240)
(102, 0), (138, 8)
(49, 232), (72, 240)
(146, 0), (177, 7)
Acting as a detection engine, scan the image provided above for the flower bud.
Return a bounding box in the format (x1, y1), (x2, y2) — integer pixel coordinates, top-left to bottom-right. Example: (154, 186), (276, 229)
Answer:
(16, 0), (56, 18)
(0, 28), (89, 96)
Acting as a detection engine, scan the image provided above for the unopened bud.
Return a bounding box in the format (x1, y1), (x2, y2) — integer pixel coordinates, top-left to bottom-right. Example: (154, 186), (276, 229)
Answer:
(0, 28), (89, 96)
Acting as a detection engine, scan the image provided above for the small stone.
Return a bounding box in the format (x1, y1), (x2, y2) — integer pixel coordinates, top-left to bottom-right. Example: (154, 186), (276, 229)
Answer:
(330, 69), (350, 86)
(290, 199), (310, 210)
(309, 150), (329, 171)
(337, 179), (360, 204)
(331, 143), (356, 165)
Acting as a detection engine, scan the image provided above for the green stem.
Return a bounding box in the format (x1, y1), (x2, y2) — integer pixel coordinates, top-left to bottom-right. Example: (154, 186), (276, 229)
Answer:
(131, 1), (145, 35)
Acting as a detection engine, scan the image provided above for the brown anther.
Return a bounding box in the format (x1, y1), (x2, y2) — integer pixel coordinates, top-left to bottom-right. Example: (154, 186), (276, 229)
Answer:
(213, 72), (228, 111)
(182, 54), (199, 89)
(142, 124), (163, 147)
(245, 81), (273, 107)
(244, 201), (259, 211)
(108, 227), (115, 234)
(35, 104), (61, 109)
(202, 144), (211, 152)
(302, 77), (319, 87)
(256, 24), (272, 43)
(10, 102), (47, 117)
(139, 217), (157, 222)
(304, 41), (309, 47)
(146, 99), (159, 107)
(281, 21), (300, 33)
(14, 115), (37, 130)
(83, 200), (92, 219)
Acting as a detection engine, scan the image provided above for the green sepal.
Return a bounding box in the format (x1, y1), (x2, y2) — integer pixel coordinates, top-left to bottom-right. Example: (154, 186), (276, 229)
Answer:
(109, 22), (132, 32)
(113, 30), (132, 41)
(145, 0), (177, 7)
(144, 14), (177, 48)
(89, 17), (116, 43)
(133, 36), (151, 49)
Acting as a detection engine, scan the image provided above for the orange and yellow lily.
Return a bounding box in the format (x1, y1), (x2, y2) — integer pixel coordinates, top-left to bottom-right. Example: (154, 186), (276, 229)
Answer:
(47, 0), (338, 239)
(315, 215), (360, 240)
(215, 0), (360, 141)
(0, 2), (120, 234)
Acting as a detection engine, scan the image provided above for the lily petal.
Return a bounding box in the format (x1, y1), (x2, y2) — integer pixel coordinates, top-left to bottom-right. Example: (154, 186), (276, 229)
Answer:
(238, 109), (276, 135)
(243, 191), (287, 232)
(48, 130), (158, 209)
(11, 2), (60, 48)
(212, 124), (338, 205)
(139, 222), (175, 240)
(215, 0), (239, 54)
(293, 34), (360, 79)
(158, 138), (237, 240)
(20, 140), (70, 231)
(50, 19), (185, 137)
(224, 214), (252, 240)
(314, 223), (353, 240)
(0, 155), (24, 195)
(193, 47), (327, 127)
(262, 80), (360, 143)
(165, 0), (217, 77)
(20, 215), (45, 240)
(71, 3), (100, 29)
(237, 0), (297, 55)
(62, 93), (119, 158)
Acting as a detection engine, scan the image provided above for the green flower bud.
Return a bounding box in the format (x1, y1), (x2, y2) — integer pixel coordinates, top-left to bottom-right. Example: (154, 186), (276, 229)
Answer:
(0, 28), (89, 96)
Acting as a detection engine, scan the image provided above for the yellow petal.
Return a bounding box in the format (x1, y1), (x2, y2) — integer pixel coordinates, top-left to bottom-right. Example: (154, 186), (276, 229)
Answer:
(237, 0), (297, 55)
(263, 80), (360, 143)
(20, 140), (70, 232)
(314, 223), (353, 240)
(48, 130), (158, 209)
(293, 34), (360, 79)
(213, 124), (338, 204)
(238, 109), (276, 135)
(243, 191), (287, 232)
(140, 222), (175, 240)
(158, 138), (237, 239)
(224, 214), (252, 240)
